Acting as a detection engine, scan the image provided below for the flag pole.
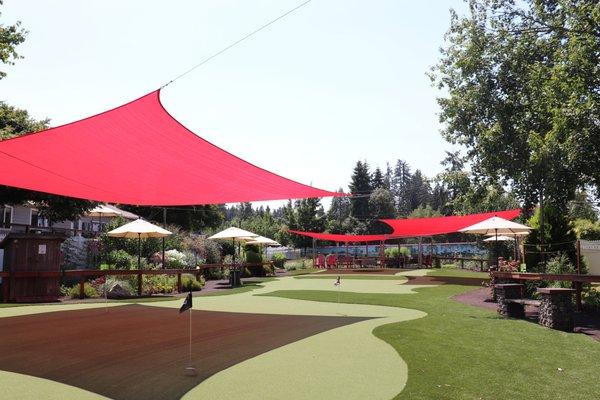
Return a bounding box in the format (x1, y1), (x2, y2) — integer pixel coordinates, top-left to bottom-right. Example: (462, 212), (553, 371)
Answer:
(189, 297), (192, 366)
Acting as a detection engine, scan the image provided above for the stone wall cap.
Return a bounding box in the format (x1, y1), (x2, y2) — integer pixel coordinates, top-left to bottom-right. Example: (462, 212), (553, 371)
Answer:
(536, 288), (576, 294)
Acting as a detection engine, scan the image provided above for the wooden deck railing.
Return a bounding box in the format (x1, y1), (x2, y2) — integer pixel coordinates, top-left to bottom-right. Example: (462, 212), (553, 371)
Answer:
(491, 271), (600, 311)
(433, 256), (490, 271)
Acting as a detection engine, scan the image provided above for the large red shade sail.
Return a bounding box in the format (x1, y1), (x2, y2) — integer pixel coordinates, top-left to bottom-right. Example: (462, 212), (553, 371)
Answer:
(381, 209), (521, 237)
(0, 90), (338, 205)
(288, 230), (394, 243)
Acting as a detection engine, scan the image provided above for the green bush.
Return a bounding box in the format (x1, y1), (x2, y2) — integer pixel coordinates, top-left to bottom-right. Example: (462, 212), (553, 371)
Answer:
(385, 247), (411, 258)
(106, 249), (134, 269)
(545, 254), (577, 288)
(582, 288), (600, 312)
(181, 275), (203, 291)
(272, 253), (286, 269)
(68, 282), (99, 299)
(246, 249), (263, 264)
(143, 275), (175, 294)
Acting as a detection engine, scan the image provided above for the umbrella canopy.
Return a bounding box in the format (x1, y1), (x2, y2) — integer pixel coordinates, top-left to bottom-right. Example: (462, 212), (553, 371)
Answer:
(459, 216), (532, 235)
(483, 235), (516, 242)
(245, 236), (280, 246)
(107, 219), (172, 238)
(208, 227), (258, 241)
(86, 204), (122, 218)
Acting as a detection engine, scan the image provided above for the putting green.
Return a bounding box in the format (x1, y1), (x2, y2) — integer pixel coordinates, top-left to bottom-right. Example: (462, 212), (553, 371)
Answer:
(1, 276), (432, 400)
(0, 302), (126, 319)
(146, 276), (429, 400)
(0, 370), (108, 399)
(395, 268), (433, 276)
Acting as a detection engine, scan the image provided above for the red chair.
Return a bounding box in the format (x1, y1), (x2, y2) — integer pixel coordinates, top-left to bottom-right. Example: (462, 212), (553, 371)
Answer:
(314, 254), (326, 268)
(325, 254), (337, 269)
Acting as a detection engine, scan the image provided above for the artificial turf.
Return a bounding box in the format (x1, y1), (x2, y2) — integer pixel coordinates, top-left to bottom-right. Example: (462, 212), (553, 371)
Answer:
(426, 268), (490, 279)
(264, 285), (600, 400)
(295, 275), (407, 280)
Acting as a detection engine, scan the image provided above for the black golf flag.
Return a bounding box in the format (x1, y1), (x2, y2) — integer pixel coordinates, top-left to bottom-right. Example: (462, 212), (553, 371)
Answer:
(179, 291), (193, 313)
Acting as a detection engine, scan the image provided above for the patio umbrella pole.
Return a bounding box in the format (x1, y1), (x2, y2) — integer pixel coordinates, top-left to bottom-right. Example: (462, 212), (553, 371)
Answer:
(495, 228), (498, 267)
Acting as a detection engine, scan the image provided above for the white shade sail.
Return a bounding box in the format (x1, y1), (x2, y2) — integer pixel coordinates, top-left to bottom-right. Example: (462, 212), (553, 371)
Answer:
(245, 236), (281, 246)
(459, 216), (532, 235)
(107, 219), (172, 238)
(208, 227), (258, 240)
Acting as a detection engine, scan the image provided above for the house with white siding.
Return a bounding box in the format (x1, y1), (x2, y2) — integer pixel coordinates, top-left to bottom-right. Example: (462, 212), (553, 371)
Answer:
(0, 203), (138, 236)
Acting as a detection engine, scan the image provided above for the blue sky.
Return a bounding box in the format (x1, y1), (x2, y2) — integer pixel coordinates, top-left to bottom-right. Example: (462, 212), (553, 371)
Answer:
(1, 0), (466, 209)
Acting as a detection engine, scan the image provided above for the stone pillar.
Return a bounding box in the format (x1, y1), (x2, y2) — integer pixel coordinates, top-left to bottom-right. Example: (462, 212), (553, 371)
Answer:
(495, 283), (524, 318)
(537, 288), (575, 332)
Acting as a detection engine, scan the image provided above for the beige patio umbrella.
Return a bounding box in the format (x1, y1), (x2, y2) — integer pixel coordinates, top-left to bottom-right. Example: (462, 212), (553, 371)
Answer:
(460, 216), (532, 266)
(107, 219), (172, 269)
(483, 235), (516, 242)
(245, 235), (280, 246)
(245, 235), (281, 260)
(209, 226), (258, 286)
(208, 227), (258, 266)
(87, 204), (122, 233)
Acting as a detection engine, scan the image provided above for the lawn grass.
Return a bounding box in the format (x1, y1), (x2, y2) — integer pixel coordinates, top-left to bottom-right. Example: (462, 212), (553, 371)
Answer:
(426, 268), (489, 279)
(285, 268), (320, 276)
(262, 285), (600, 399)
(295, 275), (406, 280)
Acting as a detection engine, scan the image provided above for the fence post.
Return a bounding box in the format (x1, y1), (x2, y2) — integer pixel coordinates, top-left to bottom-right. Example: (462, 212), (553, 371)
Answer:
(137, 272), (142, 296)
(177, 273), (182, 293)
(460, 259), (464, 269)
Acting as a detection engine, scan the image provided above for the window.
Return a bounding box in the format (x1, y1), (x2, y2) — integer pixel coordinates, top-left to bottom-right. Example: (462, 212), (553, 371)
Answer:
(1, 206), (13, 227)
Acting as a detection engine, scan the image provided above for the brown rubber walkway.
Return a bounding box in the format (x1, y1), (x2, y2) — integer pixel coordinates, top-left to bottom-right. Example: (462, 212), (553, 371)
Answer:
(0, 304), (368, 400)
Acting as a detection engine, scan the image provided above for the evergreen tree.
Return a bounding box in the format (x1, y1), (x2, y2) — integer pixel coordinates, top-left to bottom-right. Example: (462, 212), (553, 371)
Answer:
(407, 170), (431, 211)
(327, 188), (351, 233)
(392, 159), (412, 216)
(372, 167), (384, 189)
(349, 160), (372, 219)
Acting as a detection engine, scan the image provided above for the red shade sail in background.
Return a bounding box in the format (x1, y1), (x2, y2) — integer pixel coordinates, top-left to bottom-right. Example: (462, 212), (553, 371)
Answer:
(380, 209), (521, 237)
(290, 209), (522, 243)
(0, 90), (339, 205)
(288, 230), (394, 243)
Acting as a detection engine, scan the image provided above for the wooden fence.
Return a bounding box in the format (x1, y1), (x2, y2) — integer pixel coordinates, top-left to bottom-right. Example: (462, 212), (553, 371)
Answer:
(0, 262), (270, 301)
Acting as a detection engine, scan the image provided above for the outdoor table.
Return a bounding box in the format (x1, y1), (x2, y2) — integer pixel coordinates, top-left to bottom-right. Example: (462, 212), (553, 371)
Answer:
(536, 288), (576, 331)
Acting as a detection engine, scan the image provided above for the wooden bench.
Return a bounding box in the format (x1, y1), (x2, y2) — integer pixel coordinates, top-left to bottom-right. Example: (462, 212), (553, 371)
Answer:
(505, 299), (541, 307)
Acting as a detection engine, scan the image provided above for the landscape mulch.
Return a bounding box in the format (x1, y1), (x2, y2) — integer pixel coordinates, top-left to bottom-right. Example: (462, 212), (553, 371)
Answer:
(0, 304), (368, 400)
(453, 287), (600, 342)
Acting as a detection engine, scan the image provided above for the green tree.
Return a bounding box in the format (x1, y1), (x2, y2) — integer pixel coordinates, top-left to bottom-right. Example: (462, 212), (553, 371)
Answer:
(348, 160), (372, 219)
(0, 0), (26, 80)
(407, 170), (431, 211)
(368, 188), (396, 233)
(568, 190), (598, 222)
(371, 167), (384, 189)
(326, 188), (351, 233)
(432, 0), (600, 219)
(392, 159), (413, 216)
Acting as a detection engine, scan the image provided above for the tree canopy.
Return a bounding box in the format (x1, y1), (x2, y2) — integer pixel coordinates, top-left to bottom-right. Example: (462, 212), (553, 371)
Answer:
(432, 0), (600, 213)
